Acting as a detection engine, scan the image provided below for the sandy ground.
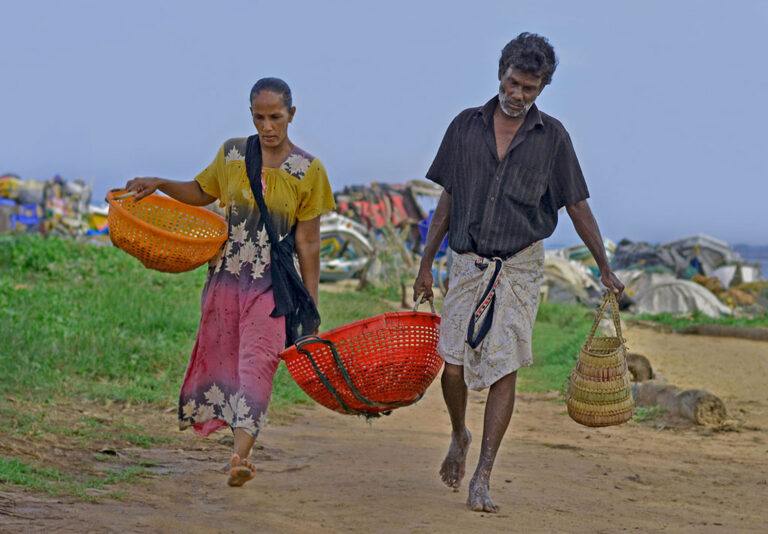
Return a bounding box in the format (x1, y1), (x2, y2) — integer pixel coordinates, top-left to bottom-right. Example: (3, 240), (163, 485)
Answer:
(1, 326), (767, 534)
(624, 328), (768, 429)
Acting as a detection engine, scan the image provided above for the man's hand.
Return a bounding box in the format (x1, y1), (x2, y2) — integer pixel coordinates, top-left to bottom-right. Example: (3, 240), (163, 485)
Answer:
(413, 264), (435, 303)
(601, 269), (625, 300)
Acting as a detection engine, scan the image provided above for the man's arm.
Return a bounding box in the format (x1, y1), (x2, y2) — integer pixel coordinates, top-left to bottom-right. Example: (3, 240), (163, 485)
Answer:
(566, 199), (624, 298)
(413, 191), (451, 303)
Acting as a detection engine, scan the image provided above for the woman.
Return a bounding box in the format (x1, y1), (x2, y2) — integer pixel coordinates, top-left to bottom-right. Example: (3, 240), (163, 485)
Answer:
(125, 78), (335, 486)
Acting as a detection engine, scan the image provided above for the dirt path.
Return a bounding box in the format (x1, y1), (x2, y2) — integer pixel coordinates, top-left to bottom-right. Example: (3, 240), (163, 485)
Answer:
(2, 327), (767, 533)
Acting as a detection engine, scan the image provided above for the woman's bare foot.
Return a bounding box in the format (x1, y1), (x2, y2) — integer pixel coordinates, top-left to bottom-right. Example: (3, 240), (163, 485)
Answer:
(227, 453), (256, 487)
(439, 428), (471, 491)
(467, 472), (498, 513)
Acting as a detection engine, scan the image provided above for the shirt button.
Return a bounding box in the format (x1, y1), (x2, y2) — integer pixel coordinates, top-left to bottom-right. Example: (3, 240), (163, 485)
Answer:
(490, 196), (495, 201)
(496, 175), (500, 181)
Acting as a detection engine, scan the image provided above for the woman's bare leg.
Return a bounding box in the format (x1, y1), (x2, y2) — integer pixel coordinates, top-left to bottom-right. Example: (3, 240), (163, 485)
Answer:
(227, 428), (257, 487)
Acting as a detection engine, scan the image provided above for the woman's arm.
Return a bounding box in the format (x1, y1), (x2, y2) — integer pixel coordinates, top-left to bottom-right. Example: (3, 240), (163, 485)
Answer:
(124, 177), (215, 206)
(295, 216), (321, 305)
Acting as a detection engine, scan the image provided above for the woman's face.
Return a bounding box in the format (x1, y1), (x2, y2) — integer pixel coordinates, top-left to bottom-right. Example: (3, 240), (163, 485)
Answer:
(250, 90), (296, 149)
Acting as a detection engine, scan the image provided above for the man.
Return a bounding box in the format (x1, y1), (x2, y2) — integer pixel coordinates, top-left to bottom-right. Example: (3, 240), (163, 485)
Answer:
(413, 32), (624, 513)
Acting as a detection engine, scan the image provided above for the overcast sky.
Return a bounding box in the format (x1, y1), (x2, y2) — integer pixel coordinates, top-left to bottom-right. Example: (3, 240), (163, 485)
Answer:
(2, 1), (766, 246)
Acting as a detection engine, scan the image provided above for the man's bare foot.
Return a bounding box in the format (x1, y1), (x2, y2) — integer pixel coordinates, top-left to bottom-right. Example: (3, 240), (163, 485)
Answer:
(227, 453), (256, 487)
(467, 473), (498, 513)
(440, 428), (471, 491)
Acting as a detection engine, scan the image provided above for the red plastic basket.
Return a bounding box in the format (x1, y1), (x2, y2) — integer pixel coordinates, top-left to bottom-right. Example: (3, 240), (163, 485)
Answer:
(279, 306), (442, 417)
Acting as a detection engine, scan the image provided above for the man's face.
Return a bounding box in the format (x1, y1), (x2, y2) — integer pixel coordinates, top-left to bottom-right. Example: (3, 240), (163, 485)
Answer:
(498, 66), (543, 118)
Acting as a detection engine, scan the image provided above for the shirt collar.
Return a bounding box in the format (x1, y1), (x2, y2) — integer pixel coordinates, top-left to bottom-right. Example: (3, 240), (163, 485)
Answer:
(478, 96), (544, 131)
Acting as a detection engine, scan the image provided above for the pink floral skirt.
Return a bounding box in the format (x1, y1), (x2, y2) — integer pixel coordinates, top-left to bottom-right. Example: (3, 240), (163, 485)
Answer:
(178, 277), (286, 438)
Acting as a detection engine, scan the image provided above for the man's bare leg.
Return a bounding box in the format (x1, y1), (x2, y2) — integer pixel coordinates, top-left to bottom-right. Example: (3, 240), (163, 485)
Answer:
(468, 371), (517, 512)
(440, 363), (472, 490)
(227, 427), (257, 487)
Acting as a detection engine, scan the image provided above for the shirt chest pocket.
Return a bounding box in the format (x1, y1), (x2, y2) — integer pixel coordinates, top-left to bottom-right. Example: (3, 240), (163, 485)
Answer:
(503, 163), (549, 207)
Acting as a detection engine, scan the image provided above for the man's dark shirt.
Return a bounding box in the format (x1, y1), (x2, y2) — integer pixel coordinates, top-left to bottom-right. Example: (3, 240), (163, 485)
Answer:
(426, 97), (589, 258)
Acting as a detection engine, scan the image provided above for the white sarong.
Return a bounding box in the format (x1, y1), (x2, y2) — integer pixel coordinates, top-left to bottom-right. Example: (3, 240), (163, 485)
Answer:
(437, 241), (544, 391)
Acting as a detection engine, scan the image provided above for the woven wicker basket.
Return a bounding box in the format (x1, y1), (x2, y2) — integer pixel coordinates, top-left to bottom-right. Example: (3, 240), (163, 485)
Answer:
(566, 292), (634, 427)
(106, 189), (227, 273)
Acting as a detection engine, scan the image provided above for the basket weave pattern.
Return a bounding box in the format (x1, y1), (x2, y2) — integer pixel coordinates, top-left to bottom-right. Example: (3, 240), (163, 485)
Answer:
(280, 311), (443, 416)
(566, 293), (635, 427)
(107, 190), (227, 273)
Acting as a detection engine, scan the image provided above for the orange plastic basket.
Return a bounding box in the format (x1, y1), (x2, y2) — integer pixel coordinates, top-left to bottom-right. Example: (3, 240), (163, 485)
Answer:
(280, 305), (443, 417)
(106, 189), (228, 273)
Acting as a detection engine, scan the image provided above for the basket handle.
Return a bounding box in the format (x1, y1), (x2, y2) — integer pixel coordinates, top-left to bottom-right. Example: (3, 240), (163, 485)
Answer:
(105, 189), (138, 202)
(586, 292), (623, 342)
(113, 190), (137, 200)
(413, 293), (437, 314)
(294, 335), (420, 415)
(294, 335), (359, 415)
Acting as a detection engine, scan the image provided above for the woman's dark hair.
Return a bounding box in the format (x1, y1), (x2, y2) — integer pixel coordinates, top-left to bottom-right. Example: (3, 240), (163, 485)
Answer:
(249, 77), (293, 108)
(498, 33), (558, 87)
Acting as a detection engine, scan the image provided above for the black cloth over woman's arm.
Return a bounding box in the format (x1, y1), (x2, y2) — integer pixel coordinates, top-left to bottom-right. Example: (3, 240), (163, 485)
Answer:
(245, 135), (321, 346)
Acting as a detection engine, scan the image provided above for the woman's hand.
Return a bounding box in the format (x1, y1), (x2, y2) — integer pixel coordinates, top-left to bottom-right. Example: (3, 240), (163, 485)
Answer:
(208, 244), (226, 268)
(125, 177), (163, 201)
(122, 178), (215, 206)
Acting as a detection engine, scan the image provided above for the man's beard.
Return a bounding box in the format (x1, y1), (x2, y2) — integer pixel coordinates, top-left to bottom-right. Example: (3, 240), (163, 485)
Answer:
(498, 89), (533, 118)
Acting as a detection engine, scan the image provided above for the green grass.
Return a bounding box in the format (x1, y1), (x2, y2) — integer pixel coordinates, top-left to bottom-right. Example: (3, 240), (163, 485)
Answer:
(0, 457), (151, 502)
(0, 234), (596, 405)
(0, 233), (601, 404)
(0, 234), (400, 408)
(518, 301), (594, 392)
(362, 280), (402, 302)
(0, 234), (206, 404)
(631, 405), (664, 423)
(634, 310), (768, 330)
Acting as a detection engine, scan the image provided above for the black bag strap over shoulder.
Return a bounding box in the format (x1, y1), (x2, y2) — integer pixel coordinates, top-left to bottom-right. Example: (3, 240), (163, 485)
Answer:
(244, 136), (281, 258)
(244, 135), (321, 346)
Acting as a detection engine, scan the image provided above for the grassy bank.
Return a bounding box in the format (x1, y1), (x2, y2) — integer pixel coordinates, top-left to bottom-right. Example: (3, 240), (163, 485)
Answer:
(0, 235), (395, 406)
(634, 310), (768, 330)
(521, 301), (593, 392)
(0, 235), (593, 404)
